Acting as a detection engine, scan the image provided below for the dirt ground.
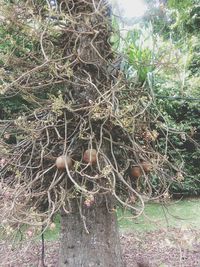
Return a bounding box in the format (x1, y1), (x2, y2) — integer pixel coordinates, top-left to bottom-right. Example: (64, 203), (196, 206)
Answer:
(0, 228), (200, 267)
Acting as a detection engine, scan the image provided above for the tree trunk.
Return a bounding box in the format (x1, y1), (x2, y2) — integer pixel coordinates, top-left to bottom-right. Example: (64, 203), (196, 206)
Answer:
(58, 195), (125, 267)
(57, 1), (125, 266)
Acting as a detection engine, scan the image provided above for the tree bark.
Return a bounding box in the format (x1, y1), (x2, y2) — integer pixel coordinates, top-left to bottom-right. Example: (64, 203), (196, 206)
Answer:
(57, 1), (125, 266)
(58, 195), (125, 267)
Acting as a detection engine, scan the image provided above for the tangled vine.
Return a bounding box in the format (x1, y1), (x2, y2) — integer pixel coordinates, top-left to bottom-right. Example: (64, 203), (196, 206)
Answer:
(0, 0), (187, 236)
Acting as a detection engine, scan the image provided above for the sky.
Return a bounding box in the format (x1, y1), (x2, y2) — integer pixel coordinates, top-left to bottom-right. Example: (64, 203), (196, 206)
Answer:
(112, 0), (147, 19)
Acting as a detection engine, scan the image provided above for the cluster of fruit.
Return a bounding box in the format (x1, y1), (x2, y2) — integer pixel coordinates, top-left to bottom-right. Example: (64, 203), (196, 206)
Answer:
(55, 149), (152, 180)
(55, 149), (97, 170)
(130, 161), (152, 178)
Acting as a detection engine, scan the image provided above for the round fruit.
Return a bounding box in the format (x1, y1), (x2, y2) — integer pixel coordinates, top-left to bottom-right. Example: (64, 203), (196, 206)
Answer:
(83, 149), (97, 164)
(141, 161), (152, 173)
(56, 155), (72, 170)
(131, 166), (142, 178)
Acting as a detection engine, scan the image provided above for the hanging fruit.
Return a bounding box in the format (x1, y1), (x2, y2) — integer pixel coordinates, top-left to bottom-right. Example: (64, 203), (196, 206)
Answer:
(130, 166), (142, 178)
(55, 155), (73, 170)
(83, 149), (97, 165)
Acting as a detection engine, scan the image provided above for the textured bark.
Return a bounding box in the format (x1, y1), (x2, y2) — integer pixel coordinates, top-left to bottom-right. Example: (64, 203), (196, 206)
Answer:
(57, 1), (125, 266)
(58, 196), (125, 267)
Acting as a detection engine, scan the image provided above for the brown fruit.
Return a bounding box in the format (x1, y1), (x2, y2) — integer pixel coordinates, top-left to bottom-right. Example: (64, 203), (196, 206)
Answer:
(141, 161), (152, 173)
(56, 155), (72, 170)
(83, 149), (97, 164)
(131, 166), (142, 178)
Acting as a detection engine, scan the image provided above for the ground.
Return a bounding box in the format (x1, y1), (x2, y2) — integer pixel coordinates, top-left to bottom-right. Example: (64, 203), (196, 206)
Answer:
(1, 228), (200, 267)
(122, 228), (200, 267)
(1, 199), (200, 267)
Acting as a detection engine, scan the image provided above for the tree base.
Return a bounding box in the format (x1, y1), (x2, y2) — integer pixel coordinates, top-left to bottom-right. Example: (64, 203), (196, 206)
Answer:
(58, 195), (125, 267)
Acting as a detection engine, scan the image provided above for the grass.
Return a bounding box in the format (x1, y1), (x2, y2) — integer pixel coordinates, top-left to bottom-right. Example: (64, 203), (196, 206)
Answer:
(43, 199), (200, 240)
(118, 198), (200, 232)
(44, 216), (61, 241)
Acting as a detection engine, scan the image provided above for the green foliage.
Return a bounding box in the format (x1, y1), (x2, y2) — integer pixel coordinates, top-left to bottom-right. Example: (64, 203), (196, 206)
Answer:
(0, 22), (37, 64)
(152, 2), (200, 195)
(122, 0), (200, 195)
(124, 26), (155, 84)
(0, 96), (30, 119)
(167, 1), (200, 36)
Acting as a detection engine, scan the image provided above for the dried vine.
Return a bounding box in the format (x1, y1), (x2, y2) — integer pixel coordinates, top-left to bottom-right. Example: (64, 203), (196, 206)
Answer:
(0, 0), (185, 237)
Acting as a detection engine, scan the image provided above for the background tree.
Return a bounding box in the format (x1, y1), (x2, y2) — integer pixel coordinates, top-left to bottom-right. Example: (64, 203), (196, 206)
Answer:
(142, 0), (200, 196)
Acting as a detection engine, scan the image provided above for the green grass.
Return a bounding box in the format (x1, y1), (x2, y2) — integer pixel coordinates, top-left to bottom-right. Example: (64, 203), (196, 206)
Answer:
(43, 199), (200, 240)
(44, 216), (61, 241)
(118, 198), (200, 232)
